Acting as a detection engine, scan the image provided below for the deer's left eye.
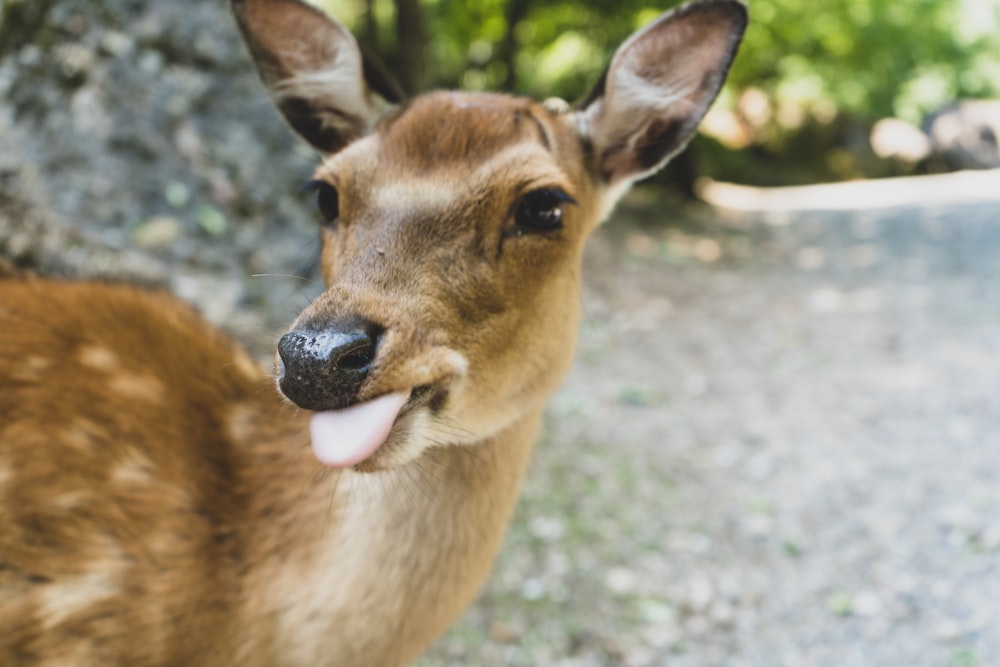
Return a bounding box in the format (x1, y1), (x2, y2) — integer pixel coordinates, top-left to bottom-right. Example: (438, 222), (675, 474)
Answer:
(514, 188), (576, 233)
(304, 180), (340, 227)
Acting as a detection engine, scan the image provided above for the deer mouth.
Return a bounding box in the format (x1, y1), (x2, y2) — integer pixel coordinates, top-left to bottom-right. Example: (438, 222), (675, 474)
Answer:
(307, 383), (446, 468)
(309, 391), (408, 467)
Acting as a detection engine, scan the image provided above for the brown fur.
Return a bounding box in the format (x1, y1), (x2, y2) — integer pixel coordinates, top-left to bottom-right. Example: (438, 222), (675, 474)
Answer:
(0, 1), (745, 665)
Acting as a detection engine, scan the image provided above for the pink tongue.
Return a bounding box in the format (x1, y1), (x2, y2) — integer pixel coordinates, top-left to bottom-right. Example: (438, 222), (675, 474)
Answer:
(309, 392), (409, 467)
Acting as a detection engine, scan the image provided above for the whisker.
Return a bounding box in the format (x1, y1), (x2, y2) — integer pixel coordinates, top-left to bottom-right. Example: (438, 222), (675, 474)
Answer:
(250, 273), (317, 283)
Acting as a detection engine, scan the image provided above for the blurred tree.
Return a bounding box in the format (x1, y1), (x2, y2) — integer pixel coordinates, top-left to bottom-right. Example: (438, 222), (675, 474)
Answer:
(393, 0), (426, 93)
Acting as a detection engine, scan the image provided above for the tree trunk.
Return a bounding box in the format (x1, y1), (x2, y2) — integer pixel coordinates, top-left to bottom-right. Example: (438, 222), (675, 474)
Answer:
(499, 0), (531, 92)
(358, 0), (380, 57)
(393, 0), (426, 94)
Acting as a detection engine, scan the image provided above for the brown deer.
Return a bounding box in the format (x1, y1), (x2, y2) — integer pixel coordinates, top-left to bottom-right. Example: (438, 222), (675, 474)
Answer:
(0, 1), (746, 665)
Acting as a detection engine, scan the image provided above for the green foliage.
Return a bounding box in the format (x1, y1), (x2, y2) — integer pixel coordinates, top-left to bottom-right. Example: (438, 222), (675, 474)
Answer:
(731, 0), (1000, 124)
(319, 0), (1000, 124)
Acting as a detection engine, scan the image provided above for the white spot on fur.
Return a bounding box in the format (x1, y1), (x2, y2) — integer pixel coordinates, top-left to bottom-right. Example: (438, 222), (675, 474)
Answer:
(0, 462), (12, 492)
(232, 350), (264, 384)
(40, 565), (122, 629)
(110, 449), (156, 485)
(11, 355), (51, 381)
(226, 402), (257, 445)
(372, 179), (464, 218)
(62, 419), (103, 453)
(78, 345), (119, 372)
(109, 373), (165, 403)
(51, 490), (91, 510)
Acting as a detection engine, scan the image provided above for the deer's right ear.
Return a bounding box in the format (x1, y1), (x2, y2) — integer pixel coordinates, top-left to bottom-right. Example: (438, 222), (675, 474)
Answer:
(231, 0), (404, 154)
(574, 0), (747, 187)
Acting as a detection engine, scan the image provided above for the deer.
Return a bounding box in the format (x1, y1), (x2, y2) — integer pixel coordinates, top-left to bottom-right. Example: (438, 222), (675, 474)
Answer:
(0, 1), (746, 665)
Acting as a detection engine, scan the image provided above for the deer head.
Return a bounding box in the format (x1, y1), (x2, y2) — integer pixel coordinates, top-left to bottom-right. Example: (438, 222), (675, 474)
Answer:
(230, 0), (747, 472)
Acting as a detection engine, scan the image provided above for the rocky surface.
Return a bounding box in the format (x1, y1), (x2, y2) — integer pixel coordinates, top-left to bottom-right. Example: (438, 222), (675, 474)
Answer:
(1, 0), (324, 348)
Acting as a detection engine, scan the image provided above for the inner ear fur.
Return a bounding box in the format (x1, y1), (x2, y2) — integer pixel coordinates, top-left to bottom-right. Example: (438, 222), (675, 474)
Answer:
(231, 0), (404, 154)
(577, 0), (748, 185)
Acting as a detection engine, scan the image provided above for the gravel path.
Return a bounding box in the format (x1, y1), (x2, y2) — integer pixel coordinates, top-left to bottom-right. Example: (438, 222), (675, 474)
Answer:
(420, 173), (1000, 667)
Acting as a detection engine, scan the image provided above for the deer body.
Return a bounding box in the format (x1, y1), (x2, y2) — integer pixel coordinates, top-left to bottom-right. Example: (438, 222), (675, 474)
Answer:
(0, 2), (745, 665)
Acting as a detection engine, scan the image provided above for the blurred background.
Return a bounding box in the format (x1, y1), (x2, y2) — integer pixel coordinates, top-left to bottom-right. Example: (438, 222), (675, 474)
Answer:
(2, 1), (1000, 665)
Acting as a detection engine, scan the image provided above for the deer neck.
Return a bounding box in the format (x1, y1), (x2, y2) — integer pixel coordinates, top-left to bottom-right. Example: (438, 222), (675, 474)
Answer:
(234, 400), (543, 667)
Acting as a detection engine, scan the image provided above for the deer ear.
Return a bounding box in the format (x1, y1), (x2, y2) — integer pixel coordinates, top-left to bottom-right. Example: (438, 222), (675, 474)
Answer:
(231, 0), (404, 154)
(575, 0), (747, 185)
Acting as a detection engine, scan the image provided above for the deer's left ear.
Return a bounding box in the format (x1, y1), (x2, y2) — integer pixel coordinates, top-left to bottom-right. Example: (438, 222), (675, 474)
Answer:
(231, 0), (404, 155)
(575, 0), (747, 185)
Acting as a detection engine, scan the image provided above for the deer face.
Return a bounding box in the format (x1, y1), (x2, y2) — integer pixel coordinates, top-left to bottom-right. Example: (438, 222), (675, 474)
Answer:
(279, 93), (597, 470)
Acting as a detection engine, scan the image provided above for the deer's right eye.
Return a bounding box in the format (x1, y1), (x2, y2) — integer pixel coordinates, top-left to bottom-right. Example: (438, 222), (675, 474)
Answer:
(305, 180), (340, 227)
(514, 188), (576, 233)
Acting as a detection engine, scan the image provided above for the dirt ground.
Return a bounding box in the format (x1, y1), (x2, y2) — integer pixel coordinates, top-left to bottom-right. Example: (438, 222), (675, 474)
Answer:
(416, 172), (1000, 667)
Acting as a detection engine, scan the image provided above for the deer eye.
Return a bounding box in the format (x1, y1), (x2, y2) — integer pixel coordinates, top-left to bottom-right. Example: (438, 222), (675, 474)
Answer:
(304, 180), (340, 227)
(514, 188), (576, 233)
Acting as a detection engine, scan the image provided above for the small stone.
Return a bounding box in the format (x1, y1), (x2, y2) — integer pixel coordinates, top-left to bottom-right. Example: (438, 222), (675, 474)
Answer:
(529, 515), (566, 542)
(744, 514), (775, 538)
(852, 592), (883, 618)
(138, 50), (164, 74)
(807, 287), (843, 313)
(636, 597), (674, 624)
(55, 44), (94, 78)
(935, 618), (963, 642)
(520, 578), (545, 601)
(165, 182), (191, 208)
(978, 524), (1000, 551)
(717, 572), (744, 601)
(100, 31), (134, 57)
(640, 621), (682, 648)
(709, 601), (737, 627)
(132, 216), (183, 248)
(605, 567), (638, 595)
(686, 577), (714, 612)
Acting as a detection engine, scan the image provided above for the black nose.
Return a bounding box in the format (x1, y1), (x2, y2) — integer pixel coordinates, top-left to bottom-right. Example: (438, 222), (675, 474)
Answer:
(276, 318), (382, 411)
